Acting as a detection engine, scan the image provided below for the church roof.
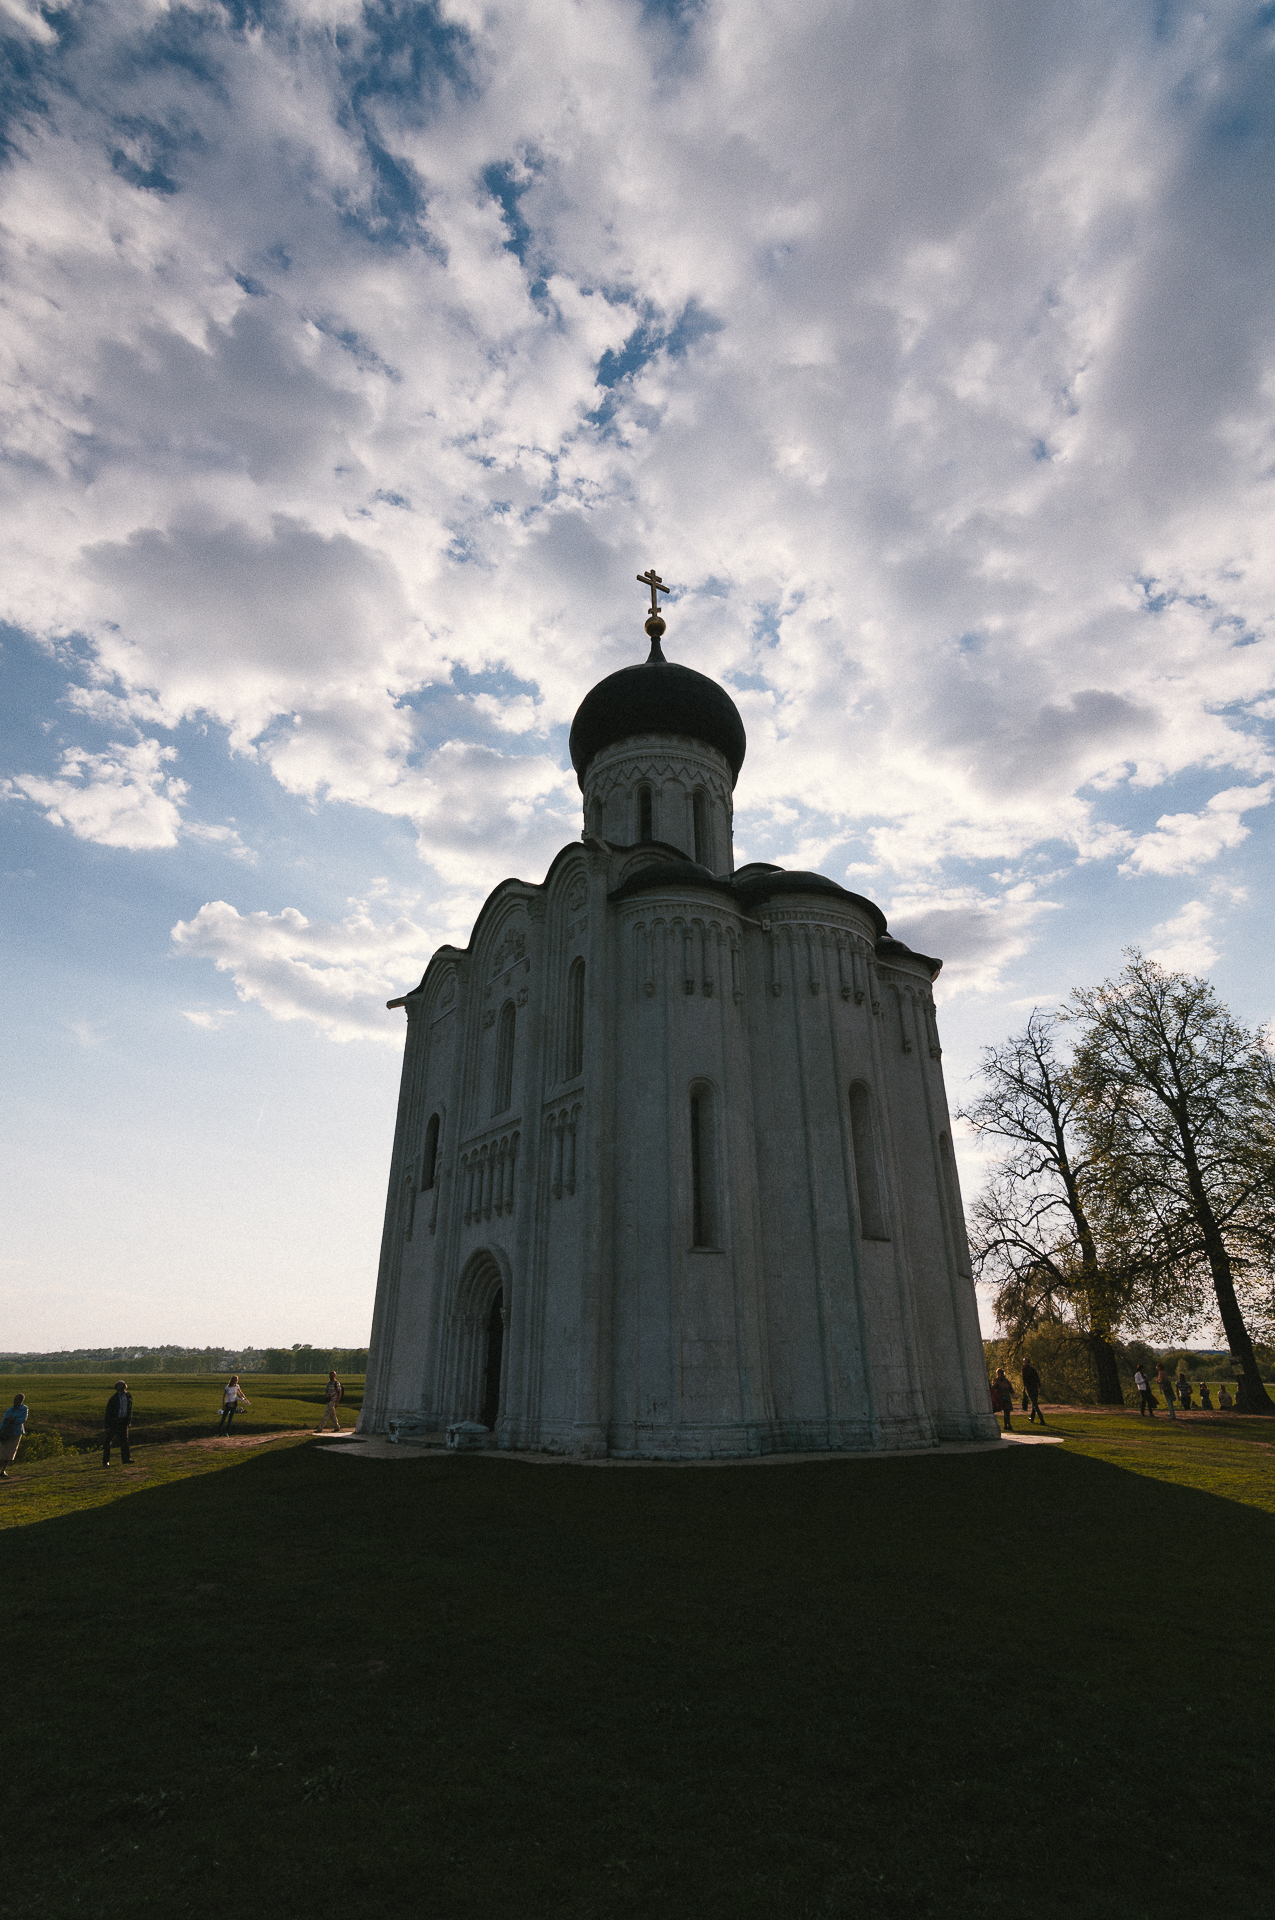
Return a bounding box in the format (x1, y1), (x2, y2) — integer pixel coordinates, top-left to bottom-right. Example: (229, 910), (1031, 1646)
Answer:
(569, 655), (747, 789)
(605, 854), (942, 977)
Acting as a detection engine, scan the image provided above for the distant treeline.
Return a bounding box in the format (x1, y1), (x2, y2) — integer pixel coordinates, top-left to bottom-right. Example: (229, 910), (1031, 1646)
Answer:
(0, 1344), (369, 1376)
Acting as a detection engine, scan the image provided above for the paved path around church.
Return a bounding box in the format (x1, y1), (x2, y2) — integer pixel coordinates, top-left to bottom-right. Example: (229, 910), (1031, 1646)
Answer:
(314, 1430), (1065, 1462)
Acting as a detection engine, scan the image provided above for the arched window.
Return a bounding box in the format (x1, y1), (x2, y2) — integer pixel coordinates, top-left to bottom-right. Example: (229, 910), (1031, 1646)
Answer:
(939, 1132), (971, 1276)
(421, 1112), (440, 1191)
(693, 787), (711, 866)
(689, 1081), (719, 1248)
(493, 1002), (516, 1115)
(563, 957), (585, 1080)
(849, 1082), (889, 1240)
(638, 784), (653, 842)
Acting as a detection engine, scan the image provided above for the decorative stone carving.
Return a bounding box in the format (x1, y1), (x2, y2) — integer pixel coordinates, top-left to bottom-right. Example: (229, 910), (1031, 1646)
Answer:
(493, 927), (527, 975)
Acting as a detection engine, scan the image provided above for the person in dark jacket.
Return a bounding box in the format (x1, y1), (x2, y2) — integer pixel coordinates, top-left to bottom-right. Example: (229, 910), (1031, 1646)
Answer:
(1021, 1359), (1045, 1425)
(991, 1367), (1015, 1431)
(1177, 1374), (1192, 1410)
(1199, 1382), (1214, 1411)
(1, 1393), (29, 1477)
(103, 1381), (133, 1466)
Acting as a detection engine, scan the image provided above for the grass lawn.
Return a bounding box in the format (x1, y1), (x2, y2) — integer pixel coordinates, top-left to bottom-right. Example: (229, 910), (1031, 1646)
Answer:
(4, 1407), (1272, 1920)
(1, 1372), (364, 1455)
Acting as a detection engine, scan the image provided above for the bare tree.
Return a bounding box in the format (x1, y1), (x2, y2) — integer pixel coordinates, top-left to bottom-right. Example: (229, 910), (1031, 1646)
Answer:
(959, 1011), (1130, 1404)
(1067, 954), (1275, 1415)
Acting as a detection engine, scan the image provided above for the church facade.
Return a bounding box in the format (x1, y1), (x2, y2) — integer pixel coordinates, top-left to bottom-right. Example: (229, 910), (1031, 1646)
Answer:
(360, 588), (998, 1456)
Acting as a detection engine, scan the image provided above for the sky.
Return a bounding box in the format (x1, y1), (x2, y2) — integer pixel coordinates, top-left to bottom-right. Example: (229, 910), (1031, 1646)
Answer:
(2, 0), (1273, 1350)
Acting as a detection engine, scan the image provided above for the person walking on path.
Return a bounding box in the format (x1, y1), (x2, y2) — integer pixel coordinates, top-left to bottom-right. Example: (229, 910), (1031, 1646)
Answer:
(1217, 1384), (1233, 1410)
(1134, 1365), (1154, 1415)
(1199, 1383), (1214, 1411)
(1177, 1374), (1192, 1411)
(316, 1371), (344, 1432)
(216, 1376), (251, 1435)
(992, 1367), (1015, 1432)
(103, 1381), (133, 1466)
(0, 1393), (29, 1477)
(1021, 1359), (1046, 1425)
(1155, 1363), (1177, 1419)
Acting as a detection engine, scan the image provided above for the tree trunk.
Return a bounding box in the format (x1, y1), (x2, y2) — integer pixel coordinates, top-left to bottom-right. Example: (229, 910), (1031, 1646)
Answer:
(1178, 1138), (1274, 1415)
(1084, 1330), (1125, 1406)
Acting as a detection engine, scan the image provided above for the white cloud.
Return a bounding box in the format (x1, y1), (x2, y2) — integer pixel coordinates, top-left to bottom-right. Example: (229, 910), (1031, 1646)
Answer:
(181, 1009), (238, 1031)
(1145, 898), (1221, 974)
(4, 740), (187, 850)
(0, 0), (1273, 1010)
(1120, 783), (1273, 877)
(4, 737), (253, 856)
(171, 900), (443, 1043)
(886, 884), (1058, 1000)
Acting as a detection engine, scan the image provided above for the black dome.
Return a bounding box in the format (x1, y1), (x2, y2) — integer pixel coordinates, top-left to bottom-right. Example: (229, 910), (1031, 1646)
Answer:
(569, 657), (747, 789)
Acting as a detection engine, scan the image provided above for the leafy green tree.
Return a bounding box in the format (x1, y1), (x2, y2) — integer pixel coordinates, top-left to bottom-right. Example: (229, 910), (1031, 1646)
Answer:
(1067, 954), (1275, 1415)
(960, 1010), (1131, 1404)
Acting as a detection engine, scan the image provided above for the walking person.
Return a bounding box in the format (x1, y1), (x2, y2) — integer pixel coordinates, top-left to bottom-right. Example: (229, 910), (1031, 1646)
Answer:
(216, 1376), (251, 1434)
(992, 1366), (1015, 1432)
(1134, 1364), (1154, 1416)
(1022, 1358), (1046, 1425)
(316, 1370), (344, 1432)
(103, 1380), (133, 1466)
(1217, 1383), (1233, 1410)
(1199, 1382), (1214, 1411)
(1155, 1362), (1177, 1420)
(1177, 1374), (1192, 1411)
(0, 1393), (29, 1477)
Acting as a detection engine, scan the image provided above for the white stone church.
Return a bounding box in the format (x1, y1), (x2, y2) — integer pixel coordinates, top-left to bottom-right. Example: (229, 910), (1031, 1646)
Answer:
(360, 580), (997, 1456)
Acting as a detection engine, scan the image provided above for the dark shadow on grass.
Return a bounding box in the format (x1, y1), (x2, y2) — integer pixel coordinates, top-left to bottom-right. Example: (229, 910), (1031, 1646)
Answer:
(5, 1444), (1273, 1920)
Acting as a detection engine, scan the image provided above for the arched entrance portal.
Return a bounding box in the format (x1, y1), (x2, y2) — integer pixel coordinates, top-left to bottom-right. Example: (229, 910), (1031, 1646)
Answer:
(446, 1250), (508, 1432)
(482, 1290), (504, 1430)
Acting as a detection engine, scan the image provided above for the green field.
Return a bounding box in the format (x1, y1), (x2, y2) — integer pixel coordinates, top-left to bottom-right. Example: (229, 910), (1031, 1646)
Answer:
(3, 1404), (1273, 1919)
(0, 1370), (364, 1453)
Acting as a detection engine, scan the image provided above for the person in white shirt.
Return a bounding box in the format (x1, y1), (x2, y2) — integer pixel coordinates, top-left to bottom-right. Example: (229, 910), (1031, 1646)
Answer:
(1134, 1367), (1154, 1416)
(216, 1375), (251, 1435)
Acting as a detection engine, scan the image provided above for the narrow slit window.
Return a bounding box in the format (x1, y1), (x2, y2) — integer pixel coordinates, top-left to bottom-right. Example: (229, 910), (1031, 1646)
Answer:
(693, 788), (711, 866)
(564, 957), (585, 1080)
(690, 1082), (718, 1247)
(421, 1112), (440, 1191)
(638, 785), (653, 842)
(939, 1133), (971, 1276)
(493, 1002), (516, 1115)
(849, 1082), (888, 1240)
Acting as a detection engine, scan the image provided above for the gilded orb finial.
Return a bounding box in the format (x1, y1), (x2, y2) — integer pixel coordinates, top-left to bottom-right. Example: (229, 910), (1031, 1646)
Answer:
(637, 567), (671, 662)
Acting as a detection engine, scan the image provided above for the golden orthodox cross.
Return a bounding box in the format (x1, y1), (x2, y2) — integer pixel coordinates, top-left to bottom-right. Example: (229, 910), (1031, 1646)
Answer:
(637, 568), (671, 615)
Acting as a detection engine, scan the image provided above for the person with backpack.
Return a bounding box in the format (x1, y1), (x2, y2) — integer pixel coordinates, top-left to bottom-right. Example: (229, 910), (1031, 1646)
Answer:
(316, 1370), (344, 1432)
(1, 1393), (29, 1477)
(103, 1381), (133, 1465)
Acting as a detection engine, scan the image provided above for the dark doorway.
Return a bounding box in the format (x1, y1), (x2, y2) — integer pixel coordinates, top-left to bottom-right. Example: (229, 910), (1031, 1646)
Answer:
(482, 1290), (504, 1430)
